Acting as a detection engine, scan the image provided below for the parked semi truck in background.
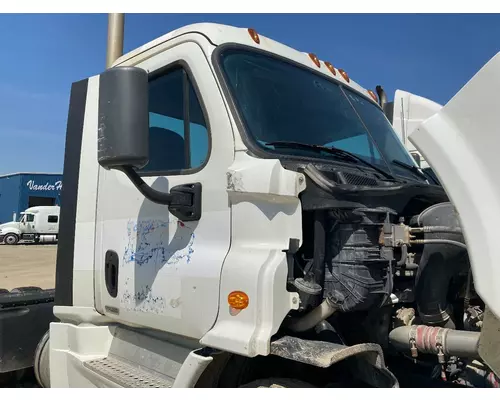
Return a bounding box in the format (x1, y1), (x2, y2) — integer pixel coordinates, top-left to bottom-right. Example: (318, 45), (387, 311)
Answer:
(0, 206), (58, 383)
(0, 206), (60, 245)
(21, 23), (497, 388)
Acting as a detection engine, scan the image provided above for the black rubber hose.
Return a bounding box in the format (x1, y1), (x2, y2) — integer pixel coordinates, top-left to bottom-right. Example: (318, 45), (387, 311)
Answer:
(414, 203), (469, 328)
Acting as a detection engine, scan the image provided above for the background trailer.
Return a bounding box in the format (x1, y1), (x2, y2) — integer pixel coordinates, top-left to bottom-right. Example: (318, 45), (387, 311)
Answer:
(0, 172), (62, 223)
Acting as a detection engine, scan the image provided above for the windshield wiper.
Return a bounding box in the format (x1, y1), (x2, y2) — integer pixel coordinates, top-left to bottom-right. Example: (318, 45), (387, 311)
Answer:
(391, 159), (428, 182)
(265, 141), (396, 181)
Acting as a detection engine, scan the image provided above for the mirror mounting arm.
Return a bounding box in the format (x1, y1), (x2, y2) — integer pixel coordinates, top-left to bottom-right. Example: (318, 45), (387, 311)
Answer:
(120, 166), (202, 221)
(120, 166), (182, 205)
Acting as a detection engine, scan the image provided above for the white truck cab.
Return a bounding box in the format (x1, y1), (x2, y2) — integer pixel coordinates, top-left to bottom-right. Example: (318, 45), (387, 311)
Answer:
(0, 205), (59, 245)
(43, 23), (500, 389)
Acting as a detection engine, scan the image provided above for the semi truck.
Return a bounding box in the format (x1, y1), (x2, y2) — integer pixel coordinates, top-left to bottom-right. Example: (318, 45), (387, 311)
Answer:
(3, 22), (500, 388)
(0, 206), (60, 245)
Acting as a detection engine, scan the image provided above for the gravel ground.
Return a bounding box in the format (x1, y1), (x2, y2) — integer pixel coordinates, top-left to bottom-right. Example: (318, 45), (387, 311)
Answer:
(0, 243), (56, 388)
(0, 243), (56, 290)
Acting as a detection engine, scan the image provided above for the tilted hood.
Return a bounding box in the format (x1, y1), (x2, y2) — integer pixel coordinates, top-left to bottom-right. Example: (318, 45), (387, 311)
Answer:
(409, 51), (500, 319)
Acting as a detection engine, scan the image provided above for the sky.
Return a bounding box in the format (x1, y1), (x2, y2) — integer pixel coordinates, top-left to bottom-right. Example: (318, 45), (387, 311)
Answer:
(0, 13), (499, 175)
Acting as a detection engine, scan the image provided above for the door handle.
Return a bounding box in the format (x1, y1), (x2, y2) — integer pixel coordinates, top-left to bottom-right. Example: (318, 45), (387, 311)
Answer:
(104, 250), (119, 298)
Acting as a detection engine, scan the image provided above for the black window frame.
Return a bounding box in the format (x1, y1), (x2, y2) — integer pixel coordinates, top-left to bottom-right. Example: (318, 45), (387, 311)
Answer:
(48, 215), (59, 223)
(137, 60), (212, 177)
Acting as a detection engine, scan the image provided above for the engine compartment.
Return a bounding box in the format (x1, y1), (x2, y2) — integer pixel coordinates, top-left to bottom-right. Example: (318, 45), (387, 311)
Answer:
(281, 161), (497, 388)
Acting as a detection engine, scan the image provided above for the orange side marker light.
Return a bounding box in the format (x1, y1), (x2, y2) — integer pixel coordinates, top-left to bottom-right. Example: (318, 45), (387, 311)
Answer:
(228, 291), (249, 310)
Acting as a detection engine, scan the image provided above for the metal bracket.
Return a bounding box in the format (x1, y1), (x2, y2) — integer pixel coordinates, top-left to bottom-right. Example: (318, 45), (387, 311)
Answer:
(168, 183), (202, 222)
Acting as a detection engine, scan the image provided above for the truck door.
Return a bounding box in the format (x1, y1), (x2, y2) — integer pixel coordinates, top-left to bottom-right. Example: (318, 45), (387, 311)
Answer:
(94, 40), (234, 340)
(23, 213), (36, 234)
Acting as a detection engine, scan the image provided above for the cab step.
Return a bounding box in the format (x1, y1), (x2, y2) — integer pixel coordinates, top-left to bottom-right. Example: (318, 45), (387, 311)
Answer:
(83, 355), (173, 388)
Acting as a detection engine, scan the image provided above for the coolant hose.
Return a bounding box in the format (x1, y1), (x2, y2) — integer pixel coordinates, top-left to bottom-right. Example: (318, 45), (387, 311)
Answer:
(287, 299), (337, 333)
(389, 325), (480, 359)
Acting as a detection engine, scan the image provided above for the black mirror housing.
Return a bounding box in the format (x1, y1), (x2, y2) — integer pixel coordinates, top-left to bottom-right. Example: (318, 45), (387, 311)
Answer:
(97, 66), (149, 170)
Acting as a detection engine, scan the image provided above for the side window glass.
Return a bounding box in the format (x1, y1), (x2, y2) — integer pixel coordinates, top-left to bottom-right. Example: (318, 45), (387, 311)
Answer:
(142, 67), (209, 174)
(48, 215), (58, 223)
(26, 214), (35, 222)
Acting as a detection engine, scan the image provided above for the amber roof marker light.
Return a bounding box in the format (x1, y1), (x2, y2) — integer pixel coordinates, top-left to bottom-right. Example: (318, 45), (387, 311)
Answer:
(368, 90), (378, 102)
(324, 62), (337, 76)
(338, 69), (350, 83)
(248, 28), (260, 44)
(308, 53), (321, 68)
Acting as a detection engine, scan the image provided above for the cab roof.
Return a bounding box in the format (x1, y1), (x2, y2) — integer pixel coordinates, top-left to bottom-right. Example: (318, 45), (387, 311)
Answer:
(112, 22), (379, 106)
(23, 206), (60, 214)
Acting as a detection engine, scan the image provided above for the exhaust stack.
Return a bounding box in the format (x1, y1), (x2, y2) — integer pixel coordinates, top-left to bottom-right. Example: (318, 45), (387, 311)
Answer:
(376, 85), (388, 110)
(106, 13), (125, 68)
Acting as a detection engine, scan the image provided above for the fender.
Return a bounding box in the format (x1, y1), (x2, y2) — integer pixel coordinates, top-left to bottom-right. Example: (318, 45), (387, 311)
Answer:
(190, 337), (398, 388)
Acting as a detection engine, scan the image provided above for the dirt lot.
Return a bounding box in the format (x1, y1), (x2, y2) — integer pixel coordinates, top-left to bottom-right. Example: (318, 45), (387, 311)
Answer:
(0, 244), (56, 290)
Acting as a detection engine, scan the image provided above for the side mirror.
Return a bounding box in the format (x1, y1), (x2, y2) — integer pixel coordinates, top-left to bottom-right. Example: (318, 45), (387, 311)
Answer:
(96, 66), (202, 221)
(98, 66), (149, 170)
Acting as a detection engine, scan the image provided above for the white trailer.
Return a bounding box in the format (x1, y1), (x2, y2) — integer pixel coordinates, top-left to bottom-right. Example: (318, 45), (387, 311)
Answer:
(0, 205), (59, 245)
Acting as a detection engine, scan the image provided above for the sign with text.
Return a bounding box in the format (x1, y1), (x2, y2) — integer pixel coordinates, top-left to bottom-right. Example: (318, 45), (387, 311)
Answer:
(26, 180), (63, 192)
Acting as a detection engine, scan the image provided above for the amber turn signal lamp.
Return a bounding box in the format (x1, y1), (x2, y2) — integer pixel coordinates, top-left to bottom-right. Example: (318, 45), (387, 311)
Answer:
(228, 291), (249, 310)
(248, 28), (260, 44)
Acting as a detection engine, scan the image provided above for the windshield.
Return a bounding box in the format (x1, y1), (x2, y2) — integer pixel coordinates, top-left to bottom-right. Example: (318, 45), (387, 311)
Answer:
(219, 48), (422, 181)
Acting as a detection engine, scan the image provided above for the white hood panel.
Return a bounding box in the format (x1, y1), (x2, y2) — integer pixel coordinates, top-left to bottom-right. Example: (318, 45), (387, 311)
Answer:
(409, 52), (500, 318)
